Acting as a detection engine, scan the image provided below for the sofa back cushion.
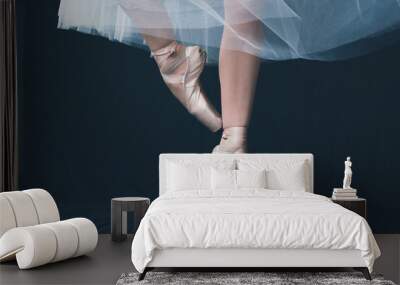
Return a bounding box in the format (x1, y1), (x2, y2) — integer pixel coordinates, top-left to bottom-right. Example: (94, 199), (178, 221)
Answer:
(0, 189), (60, 238)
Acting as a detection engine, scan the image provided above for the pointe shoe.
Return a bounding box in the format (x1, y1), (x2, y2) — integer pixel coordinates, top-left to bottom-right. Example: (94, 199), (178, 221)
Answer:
(151, 42), (222, 132)
(212, 127), (247, 154)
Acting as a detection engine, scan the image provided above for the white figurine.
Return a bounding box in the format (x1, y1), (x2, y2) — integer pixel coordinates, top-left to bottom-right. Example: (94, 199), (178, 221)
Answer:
(343, 157), (353, 189)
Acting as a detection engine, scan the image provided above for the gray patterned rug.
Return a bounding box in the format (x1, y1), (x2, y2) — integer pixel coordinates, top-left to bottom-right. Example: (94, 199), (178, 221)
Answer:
(116, 272), (396, 285)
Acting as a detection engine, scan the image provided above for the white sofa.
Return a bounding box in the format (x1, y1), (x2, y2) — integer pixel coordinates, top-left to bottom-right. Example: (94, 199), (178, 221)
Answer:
(0, 189), (98, 269)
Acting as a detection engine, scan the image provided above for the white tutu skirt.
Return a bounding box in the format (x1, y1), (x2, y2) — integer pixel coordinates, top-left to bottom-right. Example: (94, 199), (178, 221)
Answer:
(58, 0), (400, 63)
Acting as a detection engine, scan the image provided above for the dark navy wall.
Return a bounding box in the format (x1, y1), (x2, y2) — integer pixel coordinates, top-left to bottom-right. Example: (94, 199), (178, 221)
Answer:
(17, 0), (400, 233)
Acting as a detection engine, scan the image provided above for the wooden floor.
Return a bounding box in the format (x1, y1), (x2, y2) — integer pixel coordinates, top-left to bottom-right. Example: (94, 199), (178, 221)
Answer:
(0, 235), (133, 285)
(0, 234), (399, 285)
(374, 234), (400, 283)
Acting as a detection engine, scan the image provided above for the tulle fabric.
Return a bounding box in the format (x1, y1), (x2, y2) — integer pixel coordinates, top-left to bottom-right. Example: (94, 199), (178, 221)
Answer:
(58, 0), (400, 63)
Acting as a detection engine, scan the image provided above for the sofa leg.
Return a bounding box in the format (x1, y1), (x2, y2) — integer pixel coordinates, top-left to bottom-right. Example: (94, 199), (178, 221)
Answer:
(138, 268), (148, 281)
(354, 267), (371, 280)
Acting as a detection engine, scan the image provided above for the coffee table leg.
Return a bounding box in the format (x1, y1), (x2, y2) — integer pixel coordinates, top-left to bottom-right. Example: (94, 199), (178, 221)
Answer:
(111, 202), (126, 242)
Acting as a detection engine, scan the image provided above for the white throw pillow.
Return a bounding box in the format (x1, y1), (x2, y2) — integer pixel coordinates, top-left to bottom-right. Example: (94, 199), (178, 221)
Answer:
(211, 168), (267, 190)
(166, 160), (235, 191)
(211, 168), (236, 189)
(237, 169), (267, 189)
(237, 159), (308, 191)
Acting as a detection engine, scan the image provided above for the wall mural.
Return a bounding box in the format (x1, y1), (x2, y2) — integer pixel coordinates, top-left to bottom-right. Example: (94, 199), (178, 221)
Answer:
(16, 0), (400, 233)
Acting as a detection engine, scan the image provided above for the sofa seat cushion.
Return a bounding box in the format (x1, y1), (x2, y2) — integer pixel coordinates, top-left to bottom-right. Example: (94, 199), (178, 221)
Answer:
(0, 218), (98, 269)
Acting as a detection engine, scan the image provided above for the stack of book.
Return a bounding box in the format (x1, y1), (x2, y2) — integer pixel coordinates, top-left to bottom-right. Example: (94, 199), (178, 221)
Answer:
(332, 188), (358, 200)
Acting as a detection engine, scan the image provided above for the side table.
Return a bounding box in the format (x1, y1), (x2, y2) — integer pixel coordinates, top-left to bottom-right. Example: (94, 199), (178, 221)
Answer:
(111, 197), (150, 242)
(331, 198), (367, 219)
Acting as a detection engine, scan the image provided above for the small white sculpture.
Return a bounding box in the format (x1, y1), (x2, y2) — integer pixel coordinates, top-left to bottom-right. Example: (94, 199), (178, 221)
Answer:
(342, 157), (353, 189)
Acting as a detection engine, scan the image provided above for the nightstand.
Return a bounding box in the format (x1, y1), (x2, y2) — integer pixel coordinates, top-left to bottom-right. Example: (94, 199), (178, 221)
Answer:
(111, 197), (150, 242)
(331, 198), (367, 219)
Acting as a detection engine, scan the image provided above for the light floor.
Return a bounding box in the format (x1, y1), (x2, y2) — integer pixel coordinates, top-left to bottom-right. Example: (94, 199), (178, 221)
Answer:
(0, 234), (399, 285)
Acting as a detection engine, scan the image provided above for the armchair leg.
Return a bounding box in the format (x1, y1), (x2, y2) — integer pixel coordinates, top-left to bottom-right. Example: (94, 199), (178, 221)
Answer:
(354, 267), (372, 280)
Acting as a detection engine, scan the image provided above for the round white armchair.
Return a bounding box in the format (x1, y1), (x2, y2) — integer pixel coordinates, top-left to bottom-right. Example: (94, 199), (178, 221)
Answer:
(0, 189), (98, 269)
